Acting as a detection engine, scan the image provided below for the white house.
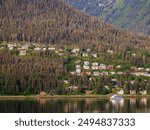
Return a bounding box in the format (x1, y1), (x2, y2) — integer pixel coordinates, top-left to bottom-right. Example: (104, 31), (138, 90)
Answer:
(76, 65), (81, 69)
(75, 60), (81, 64)
(83, 65), (90, 70)
(117, 89), (124, 95)
(86, 48), (91, 52)
(0, 47), (4, 50)
(107, 49), (114, 54)
(93, 71), (100, 76)
(139, 90), (147, 95)
(43, 47), (47, 51)
(91, 62), (99, 70)
(68, 86), (78, 91)
(84, 61), (90, 66)
(19, 49), (27, 56)
(130, 90), (136, 95)
(7, 44), (16, 50)
(63, 80), (69, 84)
(71, 48), (80, 55)
(34, 47), (41, 51)
(70, 71), (75, 75)
(22, 44), (29, 50)
(116, 65), (121, 69)
(85, 71), (91, 75)
(99, 64), (106, 70)
(76, 68), (81, 74)
(146, 68), (150, 72)
(92, 62), (98, 66)
(101, 71), (109, 76)
(91, 53), (98, 58)
(117, 72), (124, 75)
(82, 53), (88, 57)
(132, 53), (136, 56)
(91, 66), (99, 70)
(48, 47), (56, 51)
(110, 71), (116, 75)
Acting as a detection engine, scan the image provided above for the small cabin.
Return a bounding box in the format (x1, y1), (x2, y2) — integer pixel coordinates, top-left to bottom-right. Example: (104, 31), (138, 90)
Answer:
(40, 91), (47, 96)
(86, 90), (93, 95)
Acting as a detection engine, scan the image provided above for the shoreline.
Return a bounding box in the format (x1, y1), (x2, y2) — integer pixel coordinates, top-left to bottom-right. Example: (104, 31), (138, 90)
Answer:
(0, 94), (150, 99)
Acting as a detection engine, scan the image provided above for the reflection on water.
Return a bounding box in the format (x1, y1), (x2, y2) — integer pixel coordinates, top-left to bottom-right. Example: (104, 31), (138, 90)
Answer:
(0, 98), (150, 113)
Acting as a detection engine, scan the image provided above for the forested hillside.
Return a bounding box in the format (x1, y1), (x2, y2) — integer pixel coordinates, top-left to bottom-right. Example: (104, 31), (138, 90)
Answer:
(0, 50), (65, 95)
(0, 0), (150, 49)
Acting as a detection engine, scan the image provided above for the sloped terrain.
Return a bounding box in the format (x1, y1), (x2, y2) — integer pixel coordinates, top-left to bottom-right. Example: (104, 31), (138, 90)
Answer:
(0, 0), (150, 47)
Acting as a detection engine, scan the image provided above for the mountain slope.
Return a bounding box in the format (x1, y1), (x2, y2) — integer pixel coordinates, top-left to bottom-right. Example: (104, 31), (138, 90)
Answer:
(65, 0), (115, 16)
(99, 0), (150, 34)
(0, 0), (150, 48)
(65, 0), (150, 35)
(0, 0), (119, 45)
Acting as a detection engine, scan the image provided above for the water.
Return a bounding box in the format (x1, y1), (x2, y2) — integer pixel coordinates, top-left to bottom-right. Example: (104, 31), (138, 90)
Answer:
(0, 98), (150, 113)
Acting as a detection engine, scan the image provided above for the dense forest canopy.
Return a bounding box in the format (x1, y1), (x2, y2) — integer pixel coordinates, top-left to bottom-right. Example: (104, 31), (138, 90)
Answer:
(0, 0), (150, 49)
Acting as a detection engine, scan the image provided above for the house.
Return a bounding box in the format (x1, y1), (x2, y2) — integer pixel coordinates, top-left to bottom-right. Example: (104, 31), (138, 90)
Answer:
(84, 61), (90, 66)
(82, 53), (88, 57)
(91, 65), (99, 70)
(83, 65), (90, 70)
(139, 90), (147, 95)
(85, 90), (93, 95)
(116, 65), (121, 69)
(86, 48), (91, 52)
(99, 64), (106, 70)
(117, 72), (123, 75)
(22, 44), (29, 50)
(91, 62), (99, 70)
(104, 86), (109, 90)
(19, 49), (27, 56)
(0, 47), (4, 50)
(58, 48), (64, 52)
(92, 62), (98, 66)
(58, 53), (64, 56)
(48, 47), (56, 51)
(70, 71), (75, 75)
(130, 90), (136, 95)
(110, 71), (115, 75)
(101, 71), (109, 76)
(85, 71), (91, 75)
(117, 89), (124, 95)
(75, 60), (81, 64)
(34, 47), (41, 51)
(132, 53), (136, 56)
(146, 68), (150, 72)
(68, 86), (78, 91)
(75, 65), (81, 69)
(107, 49), (114, 54)
(71, 48), (80, 55)
(107, 65), (114, 70)
(40, 91), (47, 96)
(93, 71), (100, 76)
(7, 44), (16, 50)
(76, 68), (81, 74)
(91, 53), (98, 58)
(144, 72), (150, 77)
(63, 80), (69, 84)
(43, 47), (47, 51)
